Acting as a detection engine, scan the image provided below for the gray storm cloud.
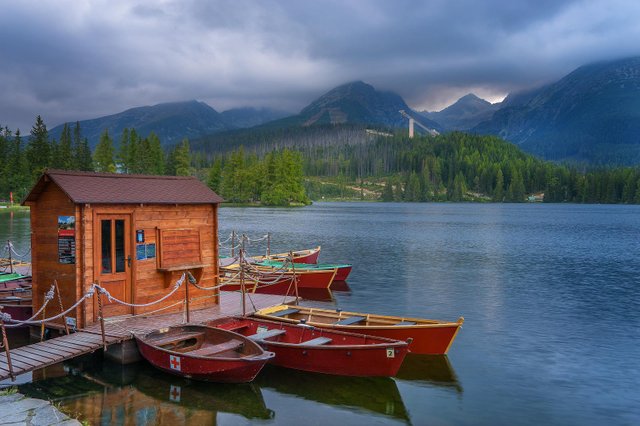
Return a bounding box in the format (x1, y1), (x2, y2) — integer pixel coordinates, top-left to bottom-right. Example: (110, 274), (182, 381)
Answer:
(1, 0), (639, 131)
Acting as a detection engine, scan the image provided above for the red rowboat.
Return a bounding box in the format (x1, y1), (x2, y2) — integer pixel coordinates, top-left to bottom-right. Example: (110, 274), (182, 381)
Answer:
(135, 324), (274, 383)
(254, 260), (352, 281)
(220, 246), (322, 268)
(266, 246), (321, 264)
(208, 316), (409, 377)
(253, 305), (464, 355)
(220, 267), (337, 294)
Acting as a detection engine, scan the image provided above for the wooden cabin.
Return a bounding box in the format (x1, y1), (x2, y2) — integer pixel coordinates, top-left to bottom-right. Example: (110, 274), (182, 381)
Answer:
(22, 170), (224, 329)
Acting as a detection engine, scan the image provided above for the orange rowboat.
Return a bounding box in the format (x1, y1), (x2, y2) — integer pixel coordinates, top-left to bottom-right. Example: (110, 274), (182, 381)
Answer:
(253, 305), (464, 355)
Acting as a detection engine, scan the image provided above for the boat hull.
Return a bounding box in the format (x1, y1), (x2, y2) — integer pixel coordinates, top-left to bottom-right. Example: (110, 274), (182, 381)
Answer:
(256, 261), (352, 281)
(254, 305), (464, 355)
(221, 268), (337, 294)
(135, 325), (274, 383)
(209, 317), (409, 377)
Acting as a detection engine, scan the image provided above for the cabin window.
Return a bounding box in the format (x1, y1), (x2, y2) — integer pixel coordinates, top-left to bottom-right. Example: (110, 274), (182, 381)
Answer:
(101, 219), (112, 273)
(101, 218), (127, 274)
(115, 219), (125, 273)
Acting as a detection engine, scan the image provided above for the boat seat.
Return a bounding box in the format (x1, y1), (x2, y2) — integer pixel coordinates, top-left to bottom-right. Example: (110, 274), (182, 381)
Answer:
(395, 321), (417, 326)
(301, 336), (332, 345)
(150, 332), (204, 347)
(248, 329), (286, 341)
(188, 340), (244, 356)
(334, 316), (366, 326)
(271, 308), (300, 317)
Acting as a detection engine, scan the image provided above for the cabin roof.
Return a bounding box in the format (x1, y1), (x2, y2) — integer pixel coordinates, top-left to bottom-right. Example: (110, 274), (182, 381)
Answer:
(23, 169), (224, 205)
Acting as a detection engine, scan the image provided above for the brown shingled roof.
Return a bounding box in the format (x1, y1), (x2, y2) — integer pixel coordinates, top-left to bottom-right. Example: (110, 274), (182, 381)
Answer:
(23, 170), (224, 204)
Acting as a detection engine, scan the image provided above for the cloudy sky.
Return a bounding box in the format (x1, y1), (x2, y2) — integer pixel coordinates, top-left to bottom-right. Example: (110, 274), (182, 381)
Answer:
(1, 0), (639, 132)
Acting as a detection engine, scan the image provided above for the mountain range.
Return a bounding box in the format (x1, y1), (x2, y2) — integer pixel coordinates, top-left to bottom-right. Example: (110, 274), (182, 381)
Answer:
(50, 56), (640, 165)
(472, 56), (640, 164)
(49, 101), (290, 148)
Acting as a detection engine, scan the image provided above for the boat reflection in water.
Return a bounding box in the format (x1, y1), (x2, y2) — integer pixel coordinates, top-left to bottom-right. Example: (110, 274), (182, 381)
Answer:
(395, 354), (463, 394)
(20, 357), (274, 424)
(256, 365), (410, 422)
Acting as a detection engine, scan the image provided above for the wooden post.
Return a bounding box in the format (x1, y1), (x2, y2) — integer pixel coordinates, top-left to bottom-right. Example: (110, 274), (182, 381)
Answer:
(40, 299), (46, 342)
(96, 286), (107, 351)
(267, 233), (271, 257)
(289, 251), (300, 303)
(231, 230), (236, 258)
(185, 272), (191, 323)
(7, 240), (13, 274)
(0, 307), (15, 381)
(54, 280), (70, 335)
(240, 249), (246, 317)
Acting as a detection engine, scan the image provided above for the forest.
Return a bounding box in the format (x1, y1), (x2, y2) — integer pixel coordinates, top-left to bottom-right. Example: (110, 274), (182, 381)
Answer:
(2, 116), (640, 205)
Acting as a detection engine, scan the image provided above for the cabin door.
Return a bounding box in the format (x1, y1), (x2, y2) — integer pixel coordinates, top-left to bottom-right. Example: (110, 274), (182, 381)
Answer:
(95, 214), (133, 318)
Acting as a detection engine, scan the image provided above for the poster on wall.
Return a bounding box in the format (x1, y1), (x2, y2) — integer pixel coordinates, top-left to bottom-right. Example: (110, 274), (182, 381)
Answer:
(58, 215), (76, 264)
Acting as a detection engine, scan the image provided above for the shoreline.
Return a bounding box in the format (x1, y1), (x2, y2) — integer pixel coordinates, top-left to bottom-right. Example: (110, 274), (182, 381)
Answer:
(0, 390), (82, 425)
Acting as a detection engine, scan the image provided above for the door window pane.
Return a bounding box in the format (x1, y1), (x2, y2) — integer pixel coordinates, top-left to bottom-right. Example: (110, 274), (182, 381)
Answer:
(101, 220), (112, 273)
(115, 219), (125, 272)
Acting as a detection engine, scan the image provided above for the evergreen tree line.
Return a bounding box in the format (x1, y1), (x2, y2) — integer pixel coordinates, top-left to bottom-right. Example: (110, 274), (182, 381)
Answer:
(0, 117), (193, 201)
(294, 132), (640, 203)
(0, 117), (93, 200)
(206, 147), (310, 206)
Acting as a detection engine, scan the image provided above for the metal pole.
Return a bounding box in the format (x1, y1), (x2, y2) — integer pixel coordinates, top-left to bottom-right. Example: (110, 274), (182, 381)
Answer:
(0, 307), (15, 381)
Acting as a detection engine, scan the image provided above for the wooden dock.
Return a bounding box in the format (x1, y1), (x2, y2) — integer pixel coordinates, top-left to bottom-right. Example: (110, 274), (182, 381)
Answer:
(0, 292), (294, 382)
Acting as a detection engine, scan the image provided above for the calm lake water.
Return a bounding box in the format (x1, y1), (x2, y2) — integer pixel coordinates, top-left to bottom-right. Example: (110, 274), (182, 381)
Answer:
(2, 203), (639, 425)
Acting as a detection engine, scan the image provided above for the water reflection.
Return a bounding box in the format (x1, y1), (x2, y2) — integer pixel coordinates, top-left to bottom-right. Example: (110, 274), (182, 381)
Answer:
(395, 354), (463, 394)
(256, 365), (410, 422)
(21, 357), (274, 424)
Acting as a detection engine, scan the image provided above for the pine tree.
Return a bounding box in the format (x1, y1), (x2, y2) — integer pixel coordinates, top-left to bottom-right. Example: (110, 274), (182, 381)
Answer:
(173, 139), (191, 176)
(207, 158), (223, 193)
(93, 130), (116, 173)
(57, 123), (74, 170)
(26, 115), (50, 179)
(147, 132), (165, 175)
(72, 122), (93, 171)
(493, 168), (504, 202)
(117, 128), (131, 172)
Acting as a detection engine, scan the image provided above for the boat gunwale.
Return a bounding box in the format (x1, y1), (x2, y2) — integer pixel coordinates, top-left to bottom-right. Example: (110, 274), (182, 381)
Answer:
(211, 317), (411, 348)
(135, 325), (274, 362)
(255, 305), (464, 328)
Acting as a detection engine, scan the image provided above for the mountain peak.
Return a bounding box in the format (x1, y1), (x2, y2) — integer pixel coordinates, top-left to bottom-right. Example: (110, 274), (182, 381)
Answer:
(296, 81), (441, 131)
(424, 93), (497, 131)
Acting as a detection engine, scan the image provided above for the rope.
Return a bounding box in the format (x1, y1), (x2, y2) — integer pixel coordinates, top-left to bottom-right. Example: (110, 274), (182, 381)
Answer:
(3, 273), (186, 327)
(96, 273), (185, 307)
(3, 285), (96, 327)
(5, 241), (31, 259)
(218, 233), (234, 245)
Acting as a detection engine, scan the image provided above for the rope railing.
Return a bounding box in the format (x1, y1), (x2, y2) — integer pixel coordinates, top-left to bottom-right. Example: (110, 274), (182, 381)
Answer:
(1, 273), (186, 328)
(95, 273), (185, 307)
(4, 241), (31, 259)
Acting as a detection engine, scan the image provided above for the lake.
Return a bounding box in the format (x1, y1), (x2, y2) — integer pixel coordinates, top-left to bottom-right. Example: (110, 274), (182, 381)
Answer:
(2, 203), (639, 425)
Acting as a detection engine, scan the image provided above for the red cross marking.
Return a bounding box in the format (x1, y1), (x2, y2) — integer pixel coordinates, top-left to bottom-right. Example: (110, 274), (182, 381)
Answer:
(169, 355), (181, 371)
(170, 385), (181, 402)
